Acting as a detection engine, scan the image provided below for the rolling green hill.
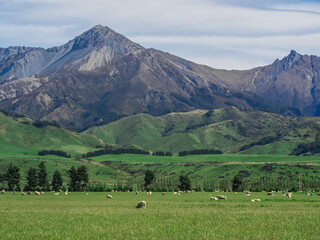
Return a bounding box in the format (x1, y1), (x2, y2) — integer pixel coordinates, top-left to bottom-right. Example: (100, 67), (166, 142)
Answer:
(0, 112), (105, 158)
(86, 107), (320, 154)
(1, 108), (320, 188)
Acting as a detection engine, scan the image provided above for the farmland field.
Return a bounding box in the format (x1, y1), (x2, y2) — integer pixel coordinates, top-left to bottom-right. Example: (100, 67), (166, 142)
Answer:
(0, 192), (320, 239)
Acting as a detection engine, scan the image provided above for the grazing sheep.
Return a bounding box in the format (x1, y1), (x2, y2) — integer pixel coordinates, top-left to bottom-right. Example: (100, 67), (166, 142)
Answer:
(267, 192), (274, 196)
(216, 195), (227, 200)
(146, 191), (152, 195)
(64, 191), (69, 195)
(162, 192), (166, 195)
(173, 192), (178, 195)
(107, 195), (113, 199)
(86, 193), (89, 196)
(1, 190), (5, 194)
(244, 191), (251, 195)
(136, 201), (146, 209)
(34, 191), (41, 195)
(210, 197), (218, 200)
(136, 191), (138, 195)
(21, 192), (26, 196)
(251, 198), (261, 202)
(27, 191), (32, 195)
(126, 190), (130, 192)
(41, 192), (44, 195)
(54, 192), (59, 196)
(13, 191), (16, 194)
(286, 193), (292, 198)
(306, 193), (310, 196)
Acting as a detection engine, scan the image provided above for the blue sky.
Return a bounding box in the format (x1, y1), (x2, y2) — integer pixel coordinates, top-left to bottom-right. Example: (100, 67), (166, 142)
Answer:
(1, 0), (320, 69)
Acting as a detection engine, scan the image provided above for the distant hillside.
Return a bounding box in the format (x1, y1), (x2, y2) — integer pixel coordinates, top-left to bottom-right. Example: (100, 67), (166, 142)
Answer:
(86, 107), (320, 154)
(0, 112), (103, 157)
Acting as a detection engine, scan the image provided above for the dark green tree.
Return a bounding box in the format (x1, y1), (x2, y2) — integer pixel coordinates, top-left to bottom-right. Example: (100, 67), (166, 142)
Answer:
(26, 167), (38, 191)
(37, 161), (49, 191)
(232, 175), (243, 192)
(68, 166), (79, 191)
(0, 172), (4, 189)
(78, 166), (89, 191)
(4, 164), (20, 191)
(178, 175), (191, 191)
(51, 170), (63, 192)
(144, 170), (155, 188)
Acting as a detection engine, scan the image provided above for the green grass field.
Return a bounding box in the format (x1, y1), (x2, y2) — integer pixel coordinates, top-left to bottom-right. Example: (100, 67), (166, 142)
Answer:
(0, 192), (320, 239)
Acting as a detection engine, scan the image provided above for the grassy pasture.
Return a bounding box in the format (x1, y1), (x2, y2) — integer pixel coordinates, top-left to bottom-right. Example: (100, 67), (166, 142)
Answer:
(0, 192), (319, 239)
(1, 153), (320, 185)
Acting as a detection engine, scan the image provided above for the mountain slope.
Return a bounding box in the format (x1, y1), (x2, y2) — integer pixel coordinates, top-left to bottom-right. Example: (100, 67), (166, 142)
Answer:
(0, 25), (318, 130)
(86, 107), (320, 154)
(213, 50), (320, 116)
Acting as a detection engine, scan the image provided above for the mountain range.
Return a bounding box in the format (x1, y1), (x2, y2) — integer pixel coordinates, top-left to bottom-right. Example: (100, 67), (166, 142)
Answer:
(0, 25), (319, 131)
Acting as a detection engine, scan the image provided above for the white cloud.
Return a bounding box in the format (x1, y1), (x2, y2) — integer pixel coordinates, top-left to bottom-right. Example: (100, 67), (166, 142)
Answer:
(0, 0), (320, 69)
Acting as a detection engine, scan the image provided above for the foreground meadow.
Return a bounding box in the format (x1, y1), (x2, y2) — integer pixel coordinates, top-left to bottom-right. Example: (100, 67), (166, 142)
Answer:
(0, 192), (320, 240)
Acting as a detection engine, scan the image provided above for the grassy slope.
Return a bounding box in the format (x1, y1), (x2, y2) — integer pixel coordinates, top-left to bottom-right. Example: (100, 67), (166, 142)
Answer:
(0, 113), (126, 183)
(1, 110), (320, 186)
(90, 154), (320, 184)
(86, 107), (320, 154)
(0, 112), (104, 157)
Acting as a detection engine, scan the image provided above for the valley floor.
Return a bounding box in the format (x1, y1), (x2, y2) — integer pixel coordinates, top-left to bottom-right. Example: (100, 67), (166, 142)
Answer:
(0, 192), (319, 239)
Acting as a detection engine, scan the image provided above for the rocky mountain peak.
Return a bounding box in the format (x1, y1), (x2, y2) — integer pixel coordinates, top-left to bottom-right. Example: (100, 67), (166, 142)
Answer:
(282, 50), (303, 69)
(71, 25), (143, 51)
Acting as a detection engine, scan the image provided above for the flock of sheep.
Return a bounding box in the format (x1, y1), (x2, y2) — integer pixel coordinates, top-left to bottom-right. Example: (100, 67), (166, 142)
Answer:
(2, 189), (320, 209)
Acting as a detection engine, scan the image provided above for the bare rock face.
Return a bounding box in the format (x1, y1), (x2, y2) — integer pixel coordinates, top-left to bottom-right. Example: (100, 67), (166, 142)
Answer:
(1, 25), (320, 130)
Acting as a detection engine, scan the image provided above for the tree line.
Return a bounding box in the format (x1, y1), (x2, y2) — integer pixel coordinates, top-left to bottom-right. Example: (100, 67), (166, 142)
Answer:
(152, 151), (173, 156)
(38, 149), (71, 158)
(178, 149), (223, 156)
(0, 162), (89, 192)
(239, 135), (281, 152)
(85, 148), (150, 158)
(290, 141), (320, 155)
(32, 120), (61, 128)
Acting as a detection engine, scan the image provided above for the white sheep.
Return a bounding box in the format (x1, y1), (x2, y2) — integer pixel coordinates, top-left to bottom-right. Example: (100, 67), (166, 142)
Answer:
(136, 201), (146, 209)
(216, 195), (227, 200)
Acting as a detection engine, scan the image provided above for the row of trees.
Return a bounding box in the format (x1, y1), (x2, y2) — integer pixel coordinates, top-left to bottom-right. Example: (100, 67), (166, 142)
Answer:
(38, 150), (71, 158)
(178, 149), (223, 156)
(32, 120), (61, 128)
(290, 141), (320, 155)
(239, 135), (281, 152)
(152, 151), (173, 156)
(85, 148), (150, 158)
(144, 170), (191, 191)
(3, 164), (319, 192)
(0, 163), (89, 192)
